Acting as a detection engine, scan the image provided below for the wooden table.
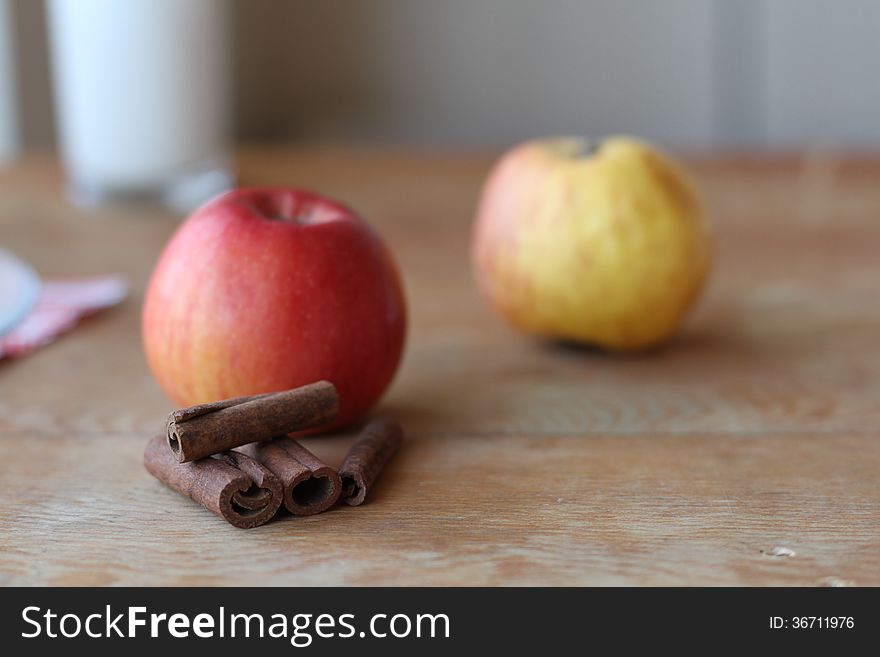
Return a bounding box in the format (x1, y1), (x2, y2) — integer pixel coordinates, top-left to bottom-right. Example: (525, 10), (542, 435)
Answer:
(1, 149), (878, 586)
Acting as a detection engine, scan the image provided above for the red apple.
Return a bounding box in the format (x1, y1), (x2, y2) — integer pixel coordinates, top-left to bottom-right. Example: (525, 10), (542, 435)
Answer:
(142, 187), (407, 428)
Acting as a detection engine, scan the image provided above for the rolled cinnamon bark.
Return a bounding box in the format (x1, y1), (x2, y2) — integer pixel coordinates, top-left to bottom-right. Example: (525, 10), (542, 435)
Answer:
(166, 381), (339, 463)
(238, 437), (342, 516)
(144, 435), (283, 528)
(339, 418), (404, 506)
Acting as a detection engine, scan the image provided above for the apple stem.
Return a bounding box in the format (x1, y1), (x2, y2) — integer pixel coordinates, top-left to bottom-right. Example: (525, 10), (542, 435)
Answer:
(575, 138), (599, 158)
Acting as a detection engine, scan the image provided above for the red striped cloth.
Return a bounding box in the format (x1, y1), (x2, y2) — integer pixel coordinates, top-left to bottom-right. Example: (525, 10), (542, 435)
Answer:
(0, 275), (128, 359)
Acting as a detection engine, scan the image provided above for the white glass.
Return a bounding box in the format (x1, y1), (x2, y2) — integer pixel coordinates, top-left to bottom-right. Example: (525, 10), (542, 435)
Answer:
(46, 0), (233, 212)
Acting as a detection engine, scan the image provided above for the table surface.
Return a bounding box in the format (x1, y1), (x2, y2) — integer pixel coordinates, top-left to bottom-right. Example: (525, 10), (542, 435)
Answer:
(1, 149), (878, 586)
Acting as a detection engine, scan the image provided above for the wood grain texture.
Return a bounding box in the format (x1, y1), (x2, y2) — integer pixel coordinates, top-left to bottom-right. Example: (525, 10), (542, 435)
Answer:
(1, 149), (878, 585)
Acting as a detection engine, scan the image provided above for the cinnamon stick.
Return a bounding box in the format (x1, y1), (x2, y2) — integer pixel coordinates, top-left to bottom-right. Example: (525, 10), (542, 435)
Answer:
(238, 437), (342, 516)
(339, 418), (403, 506)
(166, 381), (339, 463)
(144, 435), (283, 528)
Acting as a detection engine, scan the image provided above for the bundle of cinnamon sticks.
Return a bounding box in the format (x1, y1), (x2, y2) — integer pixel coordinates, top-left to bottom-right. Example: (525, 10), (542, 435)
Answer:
(143, 381), (403, 528)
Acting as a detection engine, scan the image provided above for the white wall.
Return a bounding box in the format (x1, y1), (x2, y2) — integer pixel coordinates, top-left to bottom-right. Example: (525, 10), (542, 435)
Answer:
(10, 0), (880, 150)
(233, 0), (880, 149)
(764, 0), (880, 148)
(345, 0), (717, 148)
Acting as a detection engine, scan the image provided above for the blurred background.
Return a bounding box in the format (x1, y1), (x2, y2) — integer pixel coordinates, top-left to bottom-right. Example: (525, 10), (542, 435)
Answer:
(1, 0), (879, 162)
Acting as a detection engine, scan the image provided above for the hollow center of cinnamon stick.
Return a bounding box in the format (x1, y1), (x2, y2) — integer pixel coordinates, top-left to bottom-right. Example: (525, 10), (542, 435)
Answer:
(231, 485), (274, 516)
(291, 475), (335, 508)
(168, 432), (181, 455)
(341, 475), (359, 500)
(230, 500), (267, 517)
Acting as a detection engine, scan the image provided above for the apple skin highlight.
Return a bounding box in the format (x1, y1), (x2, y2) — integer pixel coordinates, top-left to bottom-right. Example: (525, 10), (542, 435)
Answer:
(143, 187), (407, 429)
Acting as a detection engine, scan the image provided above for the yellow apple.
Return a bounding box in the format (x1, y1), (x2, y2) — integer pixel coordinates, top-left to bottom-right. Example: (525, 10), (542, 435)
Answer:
(472, 136), (711, 351)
